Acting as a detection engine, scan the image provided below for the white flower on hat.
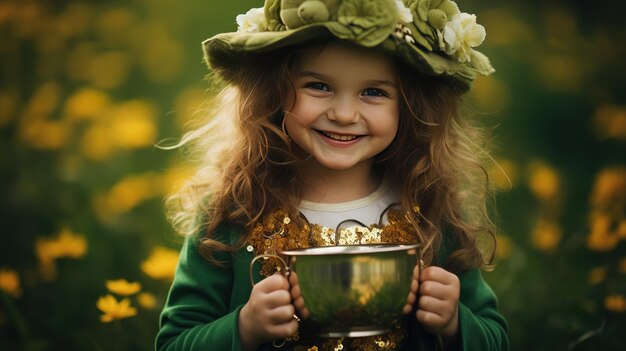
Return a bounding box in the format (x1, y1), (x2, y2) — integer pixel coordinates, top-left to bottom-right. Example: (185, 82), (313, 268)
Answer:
(395, 0), (414, 24)
(440, 13), (486, 63)
(236, 7), (267, 33)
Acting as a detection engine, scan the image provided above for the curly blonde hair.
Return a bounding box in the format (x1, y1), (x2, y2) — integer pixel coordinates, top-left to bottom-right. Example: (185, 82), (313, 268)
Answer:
(166, 40), (497, 273)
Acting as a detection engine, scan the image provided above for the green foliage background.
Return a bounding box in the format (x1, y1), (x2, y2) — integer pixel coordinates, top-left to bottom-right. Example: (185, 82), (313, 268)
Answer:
(1, 0), (625, 350)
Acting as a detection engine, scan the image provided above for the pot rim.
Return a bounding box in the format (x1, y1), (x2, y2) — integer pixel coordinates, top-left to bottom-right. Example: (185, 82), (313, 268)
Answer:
(280, 243), (420, 256)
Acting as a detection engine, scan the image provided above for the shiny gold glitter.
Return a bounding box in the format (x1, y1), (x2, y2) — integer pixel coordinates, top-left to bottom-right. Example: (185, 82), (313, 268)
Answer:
(284, 217), (291, 224)
(333, 337), (345, 351)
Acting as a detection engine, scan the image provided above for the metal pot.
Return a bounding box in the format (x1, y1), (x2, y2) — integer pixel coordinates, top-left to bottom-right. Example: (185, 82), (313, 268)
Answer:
(251, 244), (421, 338)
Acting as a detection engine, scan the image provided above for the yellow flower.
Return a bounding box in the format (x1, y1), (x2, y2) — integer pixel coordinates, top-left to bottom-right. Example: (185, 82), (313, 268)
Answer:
(20, 119), (72, 150)
(35, 228), (88, 280)
(527, 161), (559, 202)
(137, 292), (157, 309)
(63, 88), (110, 120)
(23, 81), (61, 117)
(81, 124), (114, 161)
(0, 268), (21, 298)
(590, 167), (626, 208)
(141, 246), (179, 280)
(531, 218), (562, 251)
(55, 228), (88, 258)
(97, 294), (137, 322)
(103, 173), (160, 214)
(604, 294), (626, 313)
(35, 228), (88, 261)
(588, 267), (607, 285)
(586, 168), (625, 251)
(593, 105), (626, 141)
(586, 212), (620, 252)
(107, 100), (157, 149)
(106, 279), (141, 296)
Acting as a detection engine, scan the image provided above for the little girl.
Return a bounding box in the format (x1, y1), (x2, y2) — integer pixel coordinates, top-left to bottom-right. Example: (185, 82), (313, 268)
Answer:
(157, 1), (508, 350)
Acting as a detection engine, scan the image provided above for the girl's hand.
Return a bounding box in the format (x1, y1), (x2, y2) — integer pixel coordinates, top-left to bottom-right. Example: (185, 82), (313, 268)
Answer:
(288, 272), (309, 319)
(402, 264), (420, 314)
(239, 273), (299, 351)
(415, 266), (460, 339)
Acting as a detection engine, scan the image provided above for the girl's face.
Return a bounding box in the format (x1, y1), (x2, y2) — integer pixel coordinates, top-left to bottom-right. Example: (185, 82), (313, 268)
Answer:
(284, 40), (400, 173)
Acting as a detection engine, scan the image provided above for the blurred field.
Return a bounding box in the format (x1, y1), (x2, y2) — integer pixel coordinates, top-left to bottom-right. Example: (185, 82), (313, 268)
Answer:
(1, 0), (625, 350)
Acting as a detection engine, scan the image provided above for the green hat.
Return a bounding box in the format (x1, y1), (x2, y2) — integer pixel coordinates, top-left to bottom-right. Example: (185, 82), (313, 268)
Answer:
(203, 0), (495, 92)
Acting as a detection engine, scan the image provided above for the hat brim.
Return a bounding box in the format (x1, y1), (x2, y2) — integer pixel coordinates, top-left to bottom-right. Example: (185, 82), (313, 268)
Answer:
(203, 22), (494, 92)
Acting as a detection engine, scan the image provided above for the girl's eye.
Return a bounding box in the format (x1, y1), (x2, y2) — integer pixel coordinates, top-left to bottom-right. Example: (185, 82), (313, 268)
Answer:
(306, 82), (331, 92)
(362, 88), (386, 97)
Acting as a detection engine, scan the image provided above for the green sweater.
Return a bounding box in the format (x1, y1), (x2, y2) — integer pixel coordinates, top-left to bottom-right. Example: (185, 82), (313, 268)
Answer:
(156, 224), (508, 350)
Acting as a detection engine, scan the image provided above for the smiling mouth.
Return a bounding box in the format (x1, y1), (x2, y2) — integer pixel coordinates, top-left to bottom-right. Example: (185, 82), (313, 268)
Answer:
(317, 130), (363, 141)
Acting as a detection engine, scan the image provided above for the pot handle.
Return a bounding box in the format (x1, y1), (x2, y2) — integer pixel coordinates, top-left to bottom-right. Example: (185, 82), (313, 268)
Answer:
(408, 246), (426, 284)
(249, 253), (290, 287)
(249, 254), (298, 349)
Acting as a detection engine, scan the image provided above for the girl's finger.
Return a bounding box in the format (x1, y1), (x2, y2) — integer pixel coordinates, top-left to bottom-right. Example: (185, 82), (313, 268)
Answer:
(402, 291), (416, 314)
(418, 295), (449, 317)
(293, 296), (304, 309)
(288, 272), (299, 285)
(420, 266), (459, 287)
(257, 273), (289, 293)
(290, 282), (302, 300)
(267, 304), (296, 324)
(416, 309), (447, 331)
(407, 291), (416, 305)
(411, 277), (419, 294)
(402, 302), (413, 314)
(419, 280), (457, 301)
(268, 319), (299, 339)
(263, 289), (292, 309)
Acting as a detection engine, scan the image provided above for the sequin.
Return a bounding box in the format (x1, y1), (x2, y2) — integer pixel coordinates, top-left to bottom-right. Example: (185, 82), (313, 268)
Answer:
(284, 217), (291, 224)
(246, 245), (254, 252)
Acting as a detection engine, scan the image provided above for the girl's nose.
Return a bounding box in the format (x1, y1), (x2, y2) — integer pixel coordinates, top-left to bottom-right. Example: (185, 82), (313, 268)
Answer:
(328, 96), (360, 124)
